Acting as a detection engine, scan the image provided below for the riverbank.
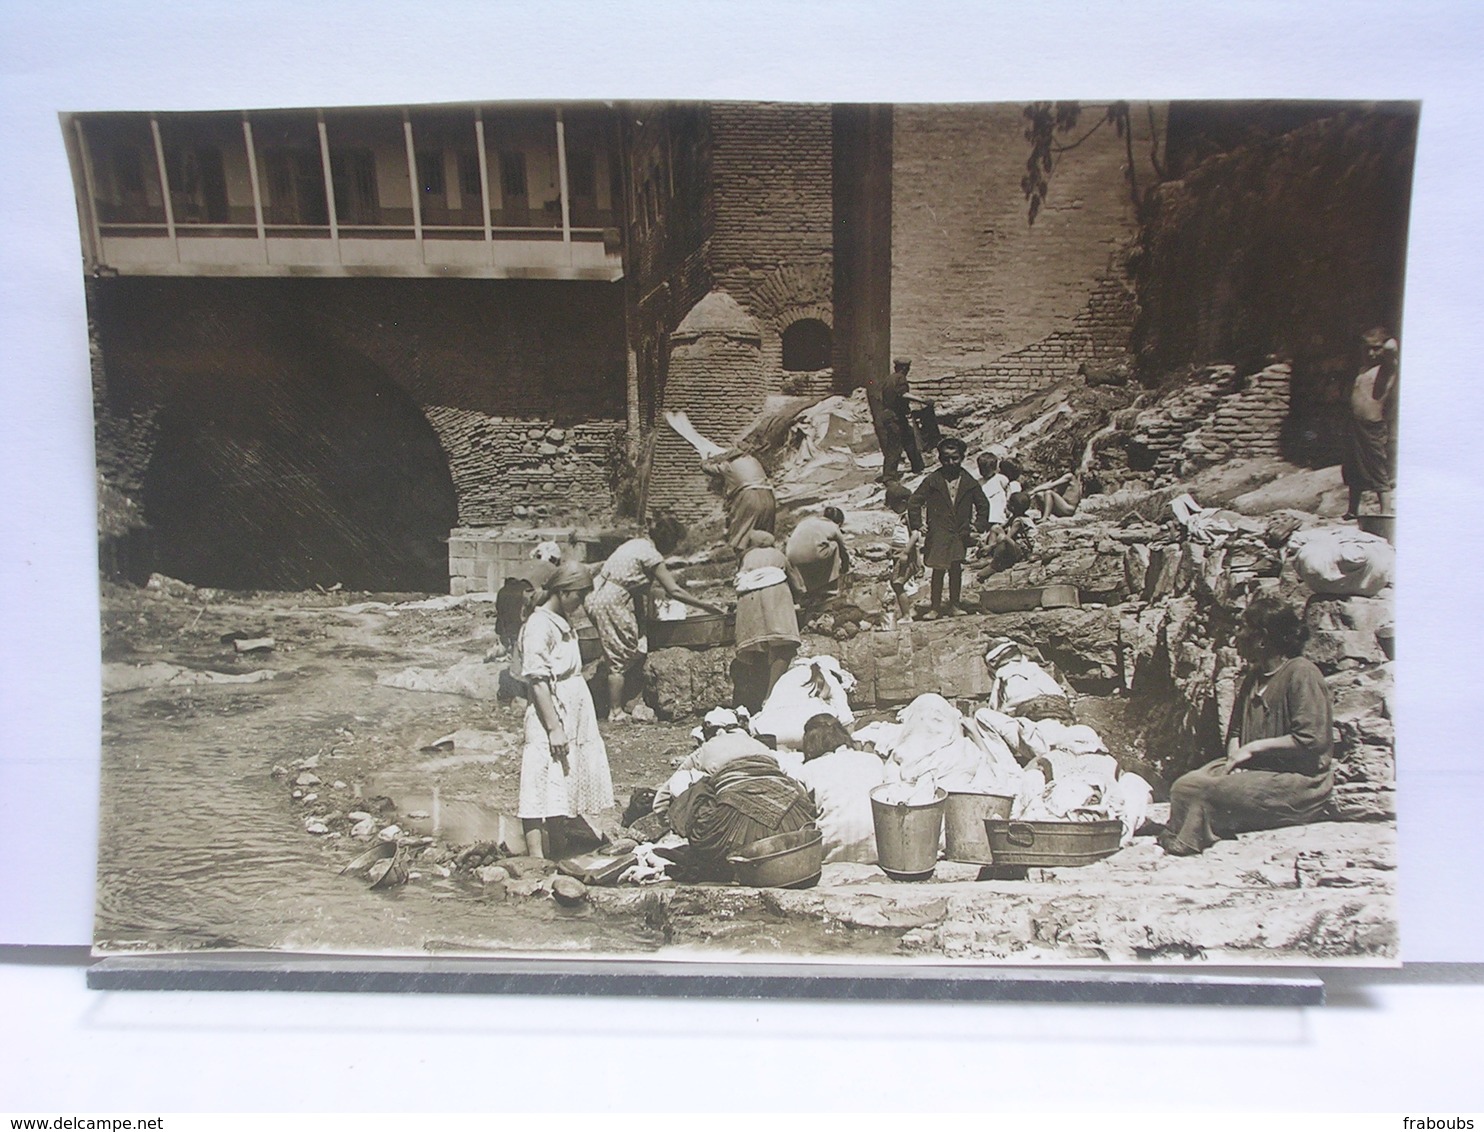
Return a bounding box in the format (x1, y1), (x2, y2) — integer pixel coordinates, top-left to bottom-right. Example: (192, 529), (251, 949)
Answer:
(96, 572), (1397, 963)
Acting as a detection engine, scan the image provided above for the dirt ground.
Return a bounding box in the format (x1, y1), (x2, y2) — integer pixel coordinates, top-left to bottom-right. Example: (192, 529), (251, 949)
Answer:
(98, 574), (1399, 964)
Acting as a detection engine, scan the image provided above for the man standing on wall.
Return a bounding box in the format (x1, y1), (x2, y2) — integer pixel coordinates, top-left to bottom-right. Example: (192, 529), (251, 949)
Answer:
(1342, 327), (1399, 520)
(873, 357), (934, 481)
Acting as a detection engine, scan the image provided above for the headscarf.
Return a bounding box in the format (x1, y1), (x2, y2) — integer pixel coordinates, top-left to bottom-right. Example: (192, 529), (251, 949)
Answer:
(544, 561), (594, 593)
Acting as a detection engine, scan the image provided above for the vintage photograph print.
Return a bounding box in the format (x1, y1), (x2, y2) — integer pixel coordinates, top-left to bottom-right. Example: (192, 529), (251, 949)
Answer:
(74, 99), (1410, 963)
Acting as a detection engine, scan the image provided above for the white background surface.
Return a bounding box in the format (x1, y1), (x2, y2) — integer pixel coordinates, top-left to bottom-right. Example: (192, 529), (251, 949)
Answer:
(2, 0), (1482, 1112)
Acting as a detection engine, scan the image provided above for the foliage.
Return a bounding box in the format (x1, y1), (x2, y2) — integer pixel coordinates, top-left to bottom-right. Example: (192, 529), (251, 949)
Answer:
(1022, 101), (1165, 225)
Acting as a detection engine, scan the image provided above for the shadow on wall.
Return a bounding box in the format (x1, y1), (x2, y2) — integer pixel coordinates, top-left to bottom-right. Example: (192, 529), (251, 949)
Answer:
(97, 280), (458, 592)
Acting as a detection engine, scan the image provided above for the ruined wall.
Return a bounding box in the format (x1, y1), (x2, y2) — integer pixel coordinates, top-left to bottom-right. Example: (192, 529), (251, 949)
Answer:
(1125, 363), (1292, 483)
(890, 103), (1151, 404)
(1132, 106), (1417, 457)
(423, 412), (622, 528)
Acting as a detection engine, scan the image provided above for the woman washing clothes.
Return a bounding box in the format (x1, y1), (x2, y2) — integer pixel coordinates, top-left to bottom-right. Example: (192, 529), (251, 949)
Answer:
(785, 506), (853, 603)
(517, 563), (614, 859)
(1160, 596), (1335, 856)
(733, 530), (805, 708)
(586, 514), (726, 722)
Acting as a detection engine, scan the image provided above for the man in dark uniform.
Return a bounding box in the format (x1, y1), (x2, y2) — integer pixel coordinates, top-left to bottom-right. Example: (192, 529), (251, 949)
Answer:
(875, 357), (934, 480)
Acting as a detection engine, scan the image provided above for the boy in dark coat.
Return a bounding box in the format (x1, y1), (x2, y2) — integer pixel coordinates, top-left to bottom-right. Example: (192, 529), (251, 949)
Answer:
(908, 437), (990, 618)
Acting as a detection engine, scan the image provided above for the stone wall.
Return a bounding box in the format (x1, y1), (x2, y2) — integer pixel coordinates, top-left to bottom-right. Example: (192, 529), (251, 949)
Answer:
(889, 104), (1153, 404)
(447, 527), (613, 596)
(425, 411), (622, 528)
(1126, 363), (1291, 482)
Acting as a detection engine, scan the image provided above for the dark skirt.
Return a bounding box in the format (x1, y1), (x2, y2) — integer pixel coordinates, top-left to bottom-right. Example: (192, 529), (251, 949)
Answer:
(1164, 758), (1333, 854)
(1343, 417), (1394, 493)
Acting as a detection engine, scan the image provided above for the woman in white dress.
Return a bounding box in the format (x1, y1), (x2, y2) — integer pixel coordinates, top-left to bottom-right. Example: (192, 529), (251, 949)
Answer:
(518, 561), (614, 858)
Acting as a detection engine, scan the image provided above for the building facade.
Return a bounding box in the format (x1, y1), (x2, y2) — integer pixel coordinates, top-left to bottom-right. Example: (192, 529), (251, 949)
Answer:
(72, 100), (1157, 590)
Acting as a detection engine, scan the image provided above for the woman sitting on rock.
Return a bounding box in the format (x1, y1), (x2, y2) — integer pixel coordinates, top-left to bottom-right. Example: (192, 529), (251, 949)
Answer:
(1160, 596), (1335, 856)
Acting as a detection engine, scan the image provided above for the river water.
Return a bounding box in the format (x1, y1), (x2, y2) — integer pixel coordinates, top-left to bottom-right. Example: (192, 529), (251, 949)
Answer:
(94, 673), (669, 957)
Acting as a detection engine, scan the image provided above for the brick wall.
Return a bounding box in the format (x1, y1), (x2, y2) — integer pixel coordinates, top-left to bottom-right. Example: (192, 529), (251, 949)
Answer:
(890, 104), (1154, 405)
(709, 103), (834, 389)
(1127, 363), (1291, 481)
(424, 410), (623, 527)
(90, 276), (626, 588)
(94, 277), (626, 524)
(1134, 108), (1417, 380)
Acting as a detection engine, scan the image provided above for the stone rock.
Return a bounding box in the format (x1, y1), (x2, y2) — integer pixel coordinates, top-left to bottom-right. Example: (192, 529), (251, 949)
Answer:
(475, 864), (510, 886)
(346, 811), (373, 822)
(295, 772), (321, 787)
(506, 876), (551, 898)
(301, 793), (318, 804)
(1326, 784), (1397, 821)
(1305, 630), (1388, 673)
(1142, 545), (1180, 602)
(377, 824), (402, 842)
(553, 875), (589, 906)
(607, 837), (638, 854)
(500, 855), (558, 879)
(304, 818), (330, 835)
(349, 818), (375, 839)
(1305, 593), (1392, 635)
(644, 646), (735, 719)
(1123, 544), (1151, 598)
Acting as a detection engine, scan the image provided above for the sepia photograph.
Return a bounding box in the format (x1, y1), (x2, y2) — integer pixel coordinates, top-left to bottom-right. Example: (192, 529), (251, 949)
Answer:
(72, 96), (1412, 965)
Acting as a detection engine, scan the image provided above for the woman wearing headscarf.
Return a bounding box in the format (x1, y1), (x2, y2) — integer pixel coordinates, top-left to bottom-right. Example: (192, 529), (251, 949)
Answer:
(734, 530), (805, 706)
(517, 562), (614, 858)
(1160, 597), (1335, 856)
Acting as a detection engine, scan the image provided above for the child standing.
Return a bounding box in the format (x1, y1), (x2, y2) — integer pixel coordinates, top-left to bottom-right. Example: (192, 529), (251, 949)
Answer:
(518, 561), (614, 858)
(909, 437), (990, 618)
(885, 480), (924, 622)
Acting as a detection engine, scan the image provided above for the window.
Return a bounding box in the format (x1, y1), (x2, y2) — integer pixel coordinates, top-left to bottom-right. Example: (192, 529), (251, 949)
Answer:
(112, 146), (145, 194)
(331, 149), (379, 224)
(416, 150), (445, 201)
(498, 150), (527, 199)
(782, 319), (833, 372)
(265, 149), (328, 226)
(566, 150), (595, 199)
(457, 151), (483, 201)
(166, 145), (230, 224)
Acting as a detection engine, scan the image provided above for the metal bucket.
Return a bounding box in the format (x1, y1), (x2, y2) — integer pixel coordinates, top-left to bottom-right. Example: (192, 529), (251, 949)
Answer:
(870, 785), (948, 881)
(943, 792), (1014, 864)
(1357, 514), (1396, 544)
(982, 818), (1122, 868)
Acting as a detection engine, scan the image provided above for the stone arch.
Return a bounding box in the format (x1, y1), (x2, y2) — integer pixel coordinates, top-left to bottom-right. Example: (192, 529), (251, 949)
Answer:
(96, 278), (460, 592)
(740, 263), (834, 389)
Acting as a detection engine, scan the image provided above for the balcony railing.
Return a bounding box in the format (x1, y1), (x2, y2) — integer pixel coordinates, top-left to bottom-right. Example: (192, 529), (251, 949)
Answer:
(72, 107), (624, 282)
